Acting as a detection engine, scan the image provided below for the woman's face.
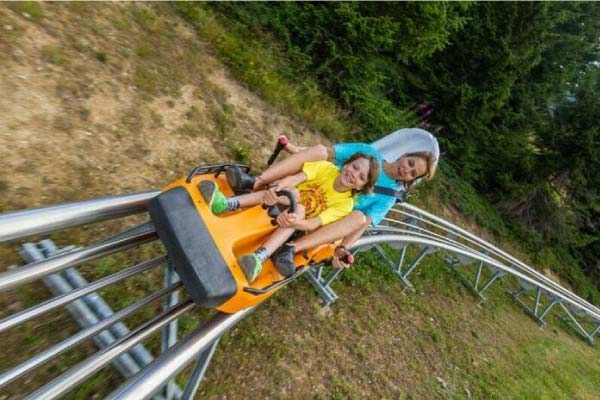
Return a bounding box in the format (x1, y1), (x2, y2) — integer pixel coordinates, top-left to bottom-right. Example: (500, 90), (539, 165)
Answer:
(340, 157), (370, 190)
(390, 156), (427, 182)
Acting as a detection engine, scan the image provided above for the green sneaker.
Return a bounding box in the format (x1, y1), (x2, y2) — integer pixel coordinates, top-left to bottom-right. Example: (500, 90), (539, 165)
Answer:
(199, 181), (228, 214)
(238, 254), (263, 283)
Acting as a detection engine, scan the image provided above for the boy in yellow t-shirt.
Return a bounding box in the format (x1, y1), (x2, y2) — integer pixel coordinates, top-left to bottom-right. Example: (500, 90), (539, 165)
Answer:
(199, 153), (379, 283)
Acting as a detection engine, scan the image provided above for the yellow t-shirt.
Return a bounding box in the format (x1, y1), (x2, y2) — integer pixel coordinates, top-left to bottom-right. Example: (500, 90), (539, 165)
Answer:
(296, 161), (354, 226)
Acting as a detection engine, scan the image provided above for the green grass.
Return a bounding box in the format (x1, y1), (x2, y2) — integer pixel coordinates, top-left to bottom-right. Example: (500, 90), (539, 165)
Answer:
(173, 2), (353, 141)
(41, 45), (66, 65)
(94, 51), (107, 63)
(19, 1), (43, 20)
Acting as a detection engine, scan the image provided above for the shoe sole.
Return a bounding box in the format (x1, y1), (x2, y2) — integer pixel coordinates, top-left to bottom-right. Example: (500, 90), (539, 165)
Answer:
(239, 255), (261, 283)
(199, 181), (216, 207)
(225, 167), (240, 192)
(272, 250), (296, 277)
(274, 261), (296, 277)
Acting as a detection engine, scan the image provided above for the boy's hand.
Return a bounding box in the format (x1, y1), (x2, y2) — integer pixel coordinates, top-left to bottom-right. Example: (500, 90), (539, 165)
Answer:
(276, 211), (298, 228)
(263, 187), (279, 206)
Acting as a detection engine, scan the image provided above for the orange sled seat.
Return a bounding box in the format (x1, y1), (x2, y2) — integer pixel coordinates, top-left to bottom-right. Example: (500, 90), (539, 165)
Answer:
(149, 164), (337, 313)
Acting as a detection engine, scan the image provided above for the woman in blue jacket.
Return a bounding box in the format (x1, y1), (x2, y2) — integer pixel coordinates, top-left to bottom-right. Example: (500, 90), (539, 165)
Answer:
(227, 128), (439, 270)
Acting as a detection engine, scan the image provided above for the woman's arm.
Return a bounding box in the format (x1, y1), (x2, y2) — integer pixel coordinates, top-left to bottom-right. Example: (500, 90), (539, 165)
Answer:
(283, 142), (307, 154)
(331, 216), (371, 268)
(256, 144), (334, 188)
(284, 141), (335, 160)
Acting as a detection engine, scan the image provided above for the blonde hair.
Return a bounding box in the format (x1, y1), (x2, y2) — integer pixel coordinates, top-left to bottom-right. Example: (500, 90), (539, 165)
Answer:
(403, 151), (437, 190)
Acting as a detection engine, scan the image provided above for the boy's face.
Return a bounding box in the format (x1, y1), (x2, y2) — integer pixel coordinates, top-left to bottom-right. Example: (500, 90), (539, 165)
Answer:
(390, 156), (427, 182)
(340, 157), (370, 190)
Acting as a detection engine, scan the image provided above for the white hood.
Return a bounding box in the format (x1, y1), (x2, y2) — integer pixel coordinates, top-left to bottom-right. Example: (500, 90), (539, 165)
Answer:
(372, 127), (440, 189)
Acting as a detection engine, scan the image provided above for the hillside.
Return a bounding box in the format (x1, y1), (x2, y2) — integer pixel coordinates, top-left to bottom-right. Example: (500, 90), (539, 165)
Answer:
(0, 3), (599, 399)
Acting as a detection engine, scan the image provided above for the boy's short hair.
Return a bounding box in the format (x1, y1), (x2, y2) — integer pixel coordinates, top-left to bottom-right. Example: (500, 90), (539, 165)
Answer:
(342, 153), (380, 195)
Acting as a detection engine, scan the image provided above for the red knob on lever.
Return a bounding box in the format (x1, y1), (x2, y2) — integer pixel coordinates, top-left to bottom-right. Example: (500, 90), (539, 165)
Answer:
(341, 254), (354, 264)
(277, 135), (289, 146)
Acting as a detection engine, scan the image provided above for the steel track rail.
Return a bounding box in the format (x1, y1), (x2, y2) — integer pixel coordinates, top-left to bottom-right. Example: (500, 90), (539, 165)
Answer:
(25, 299), (194, 400)
(392, 204), (600, 315)
(0, 223), (157, 292)
(0, 282), (182, 389)
(0, 191), (159, 243)
(0, 255), (166, 333)
(377, 223), (600, 321)
(106, 306), (256, 400)
(355, 234), (600, 321)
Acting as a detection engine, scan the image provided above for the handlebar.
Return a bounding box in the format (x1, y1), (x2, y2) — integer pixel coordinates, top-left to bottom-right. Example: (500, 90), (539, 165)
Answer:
(262, 189), (297, 226)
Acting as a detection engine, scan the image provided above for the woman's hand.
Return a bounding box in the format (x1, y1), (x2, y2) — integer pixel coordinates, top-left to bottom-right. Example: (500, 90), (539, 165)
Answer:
(280, 136), (305, 155)
(332, 246), (353, 269)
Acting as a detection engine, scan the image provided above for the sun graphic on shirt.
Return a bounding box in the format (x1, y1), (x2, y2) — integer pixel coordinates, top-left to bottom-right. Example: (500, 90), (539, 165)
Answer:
(299, 183), (328, 218)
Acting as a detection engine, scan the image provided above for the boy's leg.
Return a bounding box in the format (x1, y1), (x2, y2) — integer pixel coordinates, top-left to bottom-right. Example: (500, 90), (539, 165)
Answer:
(199, 180), (266, 214)
(262, 203), (304, 254)
(264, 204), (307, 276)
(290, 211), (368, 252)
(236, 190), (266, 208)
(239, 227), (296, 281)
(239, 204), (306, 281)
(261, 226), (297, 255)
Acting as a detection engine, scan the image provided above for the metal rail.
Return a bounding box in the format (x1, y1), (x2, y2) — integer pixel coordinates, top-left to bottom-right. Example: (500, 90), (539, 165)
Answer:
(1, 192), (599, 399)
(0, 191), (159, 243)
(0, 255), (166, 333)
(106, 307), (255, 400)
(26, 300), (194, 400)
(0, 222), (157, 292)
(0, 283), (182, 389)
(392, 204), (600, 316)
(356, 235), (600, 321)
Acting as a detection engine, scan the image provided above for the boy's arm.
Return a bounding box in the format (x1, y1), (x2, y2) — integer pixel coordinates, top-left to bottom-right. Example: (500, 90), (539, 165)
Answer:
(263, 172), (307, 206)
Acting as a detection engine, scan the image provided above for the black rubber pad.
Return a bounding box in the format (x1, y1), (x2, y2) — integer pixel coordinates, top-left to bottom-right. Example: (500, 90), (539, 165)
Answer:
(149, 187), (237, 307)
